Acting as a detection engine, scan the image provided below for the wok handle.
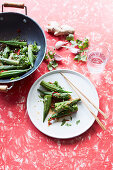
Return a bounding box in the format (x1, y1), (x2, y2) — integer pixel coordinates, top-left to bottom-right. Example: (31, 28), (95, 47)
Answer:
(0, 85), (8, 92)
(2, 3), (27, 15)
(0, 83), (14, 92)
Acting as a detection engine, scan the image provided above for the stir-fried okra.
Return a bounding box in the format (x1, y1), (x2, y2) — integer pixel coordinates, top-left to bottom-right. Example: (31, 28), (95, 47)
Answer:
(0, 40), (40, 78)
(38, 80), (81, 124)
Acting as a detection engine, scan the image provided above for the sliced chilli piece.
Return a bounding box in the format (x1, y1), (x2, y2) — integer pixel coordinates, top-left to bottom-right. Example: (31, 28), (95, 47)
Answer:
(16, 49), (21, 55)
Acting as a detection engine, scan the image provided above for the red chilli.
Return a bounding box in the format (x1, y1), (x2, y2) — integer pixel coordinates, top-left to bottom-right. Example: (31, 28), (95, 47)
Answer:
(0, 70), (6, 73)
(52, 91), (58, 97)
(16, 49), (20, 55)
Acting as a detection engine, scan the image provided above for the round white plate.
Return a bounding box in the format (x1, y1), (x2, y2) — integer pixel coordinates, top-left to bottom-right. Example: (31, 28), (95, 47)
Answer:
(27, 69), (99, 139)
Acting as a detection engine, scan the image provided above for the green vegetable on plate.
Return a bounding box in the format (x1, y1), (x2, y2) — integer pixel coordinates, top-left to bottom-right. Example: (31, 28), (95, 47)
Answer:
(48, 104), (78, 120)
(38, 89), (71, 100)
(43, 95), (52, 122)
(54, 98), (81, 114)
(40, 80), (72, 93)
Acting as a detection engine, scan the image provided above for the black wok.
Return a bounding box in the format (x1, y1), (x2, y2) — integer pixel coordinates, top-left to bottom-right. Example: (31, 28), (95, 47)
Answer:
(0, 3), (46, 91)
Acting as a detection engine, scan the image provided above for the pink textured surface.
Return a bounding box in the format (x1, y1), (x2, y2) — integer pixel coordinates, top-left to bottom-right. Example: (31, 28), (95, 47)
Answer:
(0, 0), (113, 169)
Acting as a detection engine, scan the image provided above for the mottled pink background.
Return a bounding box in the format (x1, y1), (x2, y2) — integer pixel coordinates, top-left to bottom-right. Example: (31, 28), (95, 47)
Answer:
(0, 0), (113, 169)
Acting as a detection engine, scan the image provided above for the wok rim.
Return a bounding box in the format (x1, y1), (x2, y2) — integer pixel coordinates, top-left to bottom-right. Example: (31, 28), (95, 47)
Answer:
(0, 12), (47, 84)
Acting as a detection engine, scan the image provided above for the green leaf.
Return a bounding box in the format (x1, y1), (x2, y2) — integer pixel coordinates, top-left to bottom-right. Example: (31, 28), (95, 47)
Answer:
(65, 123), (72, 126)
(66, 34), (74, 41)
(80, 54), (87, 61)
(47, 60), (58, 71)
(76, 38), (89, 50)
(70, 116), (72, 120)
(76, 120), (80, 125)
(44, 54), (48, 60)
(61, 119), (67, 126)
(76, 39), (82, 45)
(48, 51), (55, 59)
(47, 63), (53, 71)
(51, 60), (58, 68)
(83, 38), (89, 49)
(74, 54), (81, 61)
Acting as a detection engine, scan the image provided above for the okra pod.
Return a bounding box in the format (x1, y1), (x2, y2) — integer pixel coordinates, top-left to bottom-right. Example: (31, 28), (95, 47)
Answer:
(0, 40), (27, 46)
(55, 98), (81, 114)
(49, 104), (78, 120)
(43, 95), (52, 122)
(28, 44), (34, 67)
(40, 81), (72, 93)
(55, 100), (71, 108)
(0, 57), (19, 66)
(52, 92), (71, 100)
(38, 89), (52, 96)
(0, 68), (31, 78)
(38, 89), (71, 100)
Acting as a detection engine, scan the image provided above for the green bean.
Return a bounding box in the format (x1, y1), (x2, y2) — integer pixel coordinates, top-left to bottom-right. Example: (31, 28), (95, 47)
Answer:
(38, 89), (71, 100)
(55, 98), (81, 114)
(0, 57), (19, 65)
(0, 68), (31, 78)
(0, 40), (27, 46)
(28, 44), (34, 67)
(40, 81), (72, 93)
(43, 95), (52, 122)
(0, 65), (26, 70)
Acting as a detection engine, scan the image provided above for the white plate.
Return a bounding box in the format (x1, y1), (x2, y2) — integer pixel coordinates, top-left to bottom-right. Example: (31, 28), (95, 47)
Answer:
(27, 69), (99, 139)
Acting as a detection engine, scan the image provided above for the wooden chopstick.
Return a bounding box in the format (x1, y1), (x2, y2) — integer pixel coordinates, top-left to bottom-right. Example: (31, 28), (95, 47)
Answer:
(60, 72), (106, 130)
(60, 72), (107, 119)
(69, 80), (108, 119)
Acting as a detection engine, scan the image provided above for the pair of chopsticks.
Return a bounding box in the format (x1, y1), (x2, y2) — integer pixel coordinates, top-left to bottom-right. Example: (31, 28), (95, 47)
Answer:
(60, 72), (107, 130)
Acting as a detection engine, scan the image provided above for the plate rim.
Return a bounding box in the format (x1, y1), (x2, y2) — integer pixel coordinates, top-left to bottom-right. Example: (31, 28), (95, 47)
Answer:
(27, 69), (99, 139)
